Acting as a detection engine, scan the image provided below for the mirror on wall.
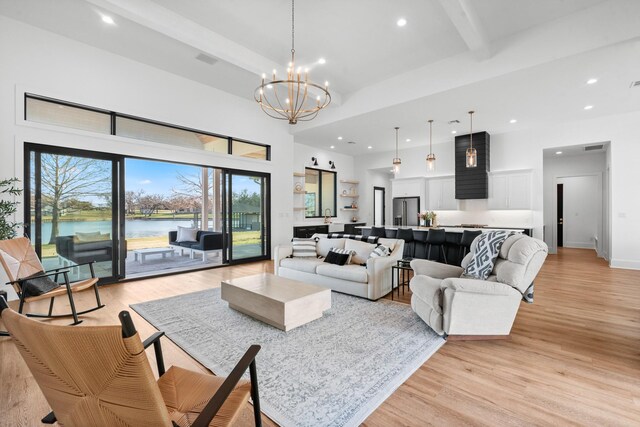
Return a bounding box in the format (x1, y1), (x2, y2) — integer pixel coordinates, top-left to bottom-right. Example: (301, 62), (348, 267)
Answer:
(305, 168), (336, 218)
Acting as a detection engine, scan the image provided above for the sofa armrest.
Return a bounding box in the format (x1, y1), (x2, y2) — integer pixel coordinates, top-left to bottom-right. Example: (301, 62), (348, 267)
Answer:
(274, 244), (293, 275)
(168, 231), (177, 244)
(410, 259), (464, 279)
(365, 240), (404, 300)
(442, 277), (518, 296)
(198, 233), (223, 250)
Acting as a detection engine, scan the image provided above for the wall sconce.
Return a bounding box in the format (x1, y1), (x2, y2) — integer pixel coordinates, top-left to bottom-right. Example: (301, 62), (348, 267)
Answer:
(329, 160), (336, 170)
(311, 157), (318, 166)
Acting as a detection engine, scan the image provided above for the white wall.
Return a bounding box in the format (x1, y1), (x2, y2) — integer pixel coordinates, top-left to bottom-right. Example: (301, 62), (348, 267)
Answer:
(0, 16), (294, 262)
(543, 151), (607, 255)
(292, 142), (356, 227)
(355, 111), (640, 269)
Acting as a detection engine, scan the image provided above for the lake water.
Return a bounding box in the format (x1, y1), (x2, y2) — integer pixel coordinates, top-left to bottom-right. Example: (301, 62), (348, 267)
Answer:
(39, 219), (201, 239)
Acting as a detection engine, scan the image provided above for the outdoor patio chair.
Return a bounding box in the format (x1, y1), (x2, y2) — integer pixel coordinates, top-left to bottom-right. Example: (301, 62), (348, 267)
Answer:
(0, 298), (262, 427)
(0, 237), (104, 333)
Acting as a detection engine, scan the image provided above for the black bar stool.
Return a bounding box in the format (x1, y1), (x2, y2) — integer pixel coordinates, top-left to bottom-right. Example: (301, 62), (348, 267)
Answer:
(370, 226), (386, 238)
(396, 228), (415, 260)
(459, 230), (482, 262)
(426, 228), (447, 264)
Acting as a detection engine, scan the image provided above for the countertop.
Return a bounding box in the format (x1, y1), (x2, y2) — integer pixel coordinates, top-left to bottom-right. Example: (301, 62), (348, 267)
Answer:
(355, 225), (525, 233)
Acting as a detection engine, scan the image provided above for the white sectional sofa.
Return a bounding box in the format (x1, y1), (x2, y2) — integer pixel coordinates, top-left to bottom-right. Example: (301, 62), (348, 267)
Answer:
(274, 234), (404, 300)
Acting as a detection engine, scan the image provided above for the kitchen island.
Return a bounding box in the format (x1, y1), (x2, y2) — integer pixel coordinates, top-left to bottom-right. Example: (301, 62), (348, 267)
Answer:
(356, 225), (529, 265)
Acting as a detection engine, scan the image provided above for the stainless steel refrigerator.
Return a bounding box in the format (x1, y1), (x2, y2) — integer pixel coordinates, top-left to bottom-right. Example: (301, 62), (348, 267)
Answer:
(392, 197), (420, 226)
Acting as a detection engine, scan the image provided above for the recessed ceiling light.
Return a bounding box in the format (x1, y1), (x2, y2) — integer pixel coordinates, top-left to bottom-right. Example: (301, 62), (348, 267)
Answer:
(584, 105), (593, 110)
(337, 136), (343, 140)
(587, 78), (598, 85)
(397, 18), (407, 27)
(451, 130), (457, 134)
(405, 138), (411, 142)
(101, 15), (115, 25)
(318, 58), (326, 64)
(556, 151), (563, 155)
(367, 146), (372, 149)
(510, 119), (517, 123)
(330, 145), (335, 149)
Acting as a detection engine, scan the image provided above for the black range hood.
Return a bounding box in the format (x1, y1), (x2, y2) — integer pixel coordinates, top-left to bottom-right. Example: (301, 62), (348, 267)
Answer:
(454, 131), (490, 199)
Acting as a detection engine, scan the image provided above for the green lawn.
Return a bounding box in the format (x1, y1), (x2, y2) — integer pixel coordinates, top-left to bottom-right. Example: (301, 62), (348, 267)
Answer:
(40, 209), (199, 222)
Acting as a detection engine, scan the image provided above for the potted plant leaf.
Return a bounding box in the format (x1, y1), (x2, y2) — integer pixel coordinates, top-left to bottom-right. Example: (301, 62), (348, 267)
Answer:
(0, 178), (22, 240)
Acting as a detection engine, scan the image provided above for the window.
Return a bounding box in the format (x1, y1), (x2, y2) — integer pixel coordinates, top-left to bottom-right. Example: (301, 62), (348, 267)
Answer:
(24, 94), (270, 160)
(25, 97), (111, 134)
(232, 140), (269, 160)
(305, 168), (336, 218)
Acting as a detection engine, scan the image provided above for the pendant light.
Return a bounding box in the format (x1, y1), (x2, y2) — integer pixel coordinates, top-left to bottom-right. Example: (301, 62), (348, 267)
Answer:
(426, 119), (436, 172)
(392, 127), (401, 176)
(466, 110), (477, 168)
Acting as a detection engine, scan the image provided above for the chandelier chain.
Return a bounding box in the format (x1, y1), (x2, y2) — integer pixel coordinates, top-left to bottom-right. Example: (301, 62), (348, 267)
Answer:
(291, 0), (295, 56)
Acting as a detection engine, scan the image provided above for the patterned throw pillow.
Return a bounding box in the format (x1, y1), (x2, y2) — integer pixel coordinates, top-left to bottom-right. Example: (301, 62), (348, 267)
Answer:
(369, 244), (391, 258)
(291, 238), (318, 257)
(330, 247), (356, 264)
(462, 231), (512, 280)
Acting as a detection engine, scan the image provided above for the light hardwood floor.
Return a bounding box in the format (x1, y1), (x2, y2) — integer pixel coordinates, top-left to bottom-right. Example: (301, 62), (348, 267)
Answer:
(1, 248), (639, 426)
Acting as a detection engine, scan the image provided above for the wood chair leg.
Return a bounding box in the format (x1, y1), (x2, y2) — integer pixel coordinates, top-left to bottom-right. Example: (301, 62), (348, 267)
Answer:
(47, 297), (55, 316)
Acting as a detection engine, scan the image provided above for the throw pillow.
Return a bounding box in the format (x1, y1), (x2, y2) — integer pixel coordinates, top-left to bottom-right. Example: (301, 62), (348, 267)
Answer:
(20, 272), (60, 299)
(176, 226), (198, 242)
(75, 231), (102, 243)
(291, 238), (318, 257)
(370, 244), (391, 258)
(317, 238), (345, 258)
(324, 250), (350, 266)
(344, 239), (377, 264)
(462, 231), (513, 280)
(330, 247), (356, 264)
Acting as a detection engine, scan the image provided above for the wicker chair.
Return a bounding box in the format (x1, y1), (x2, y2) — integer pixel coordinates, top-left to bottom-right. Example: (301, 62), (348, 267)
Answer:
(0, 298), (262, 427)
(0, 237), (104, 330)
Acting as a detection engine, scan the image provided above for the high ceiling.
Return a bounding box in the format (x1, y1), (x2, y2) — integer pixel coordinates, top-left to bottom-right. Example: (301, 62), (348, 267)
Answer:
(1, 0), (638, 155)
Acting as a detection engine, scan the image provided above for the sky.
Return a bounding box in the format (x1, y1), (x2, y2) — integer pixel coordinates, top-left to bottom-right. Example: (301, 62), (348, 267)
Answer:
(125, 158), (260, 196)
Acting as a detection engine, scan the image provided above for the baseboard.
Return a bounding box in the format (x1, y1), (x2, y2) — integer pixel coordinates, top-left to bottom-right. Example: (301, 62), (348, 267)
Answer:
(447, 334), (511, 341)
(610, 259), (640, 270)
(564, 242), (595, 249)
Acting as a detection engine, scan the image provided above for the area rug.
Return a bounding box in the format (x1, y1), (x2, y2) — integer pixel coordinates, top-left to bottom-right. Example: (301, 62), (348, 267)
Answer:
(131, 288), (444, 427)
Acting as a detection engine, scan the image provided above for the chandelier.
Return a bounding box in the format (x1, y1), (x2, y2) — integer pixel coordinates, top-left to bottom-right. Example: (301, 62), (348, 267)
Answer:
(254, 0), (331, 124)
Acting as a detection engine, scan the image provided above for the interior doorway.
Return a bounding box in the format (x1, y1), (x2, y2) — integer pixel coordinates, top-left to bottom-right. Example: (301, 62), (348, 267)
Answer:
(373, 186), (385, 226)
(557, 183), (563, 247)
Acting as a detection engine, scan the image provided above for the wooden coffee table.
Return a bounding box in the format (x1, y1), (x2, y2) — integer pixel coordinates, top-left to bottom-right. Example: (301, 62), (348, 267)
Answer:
(221, 273), (331, 331)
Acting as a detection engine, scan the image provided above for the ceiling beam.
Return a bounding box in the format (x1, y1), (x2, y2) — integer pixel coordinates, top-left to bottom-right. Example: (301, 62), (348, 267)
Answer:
(437, 0), (491, 60)
(84, 0), (342, 105)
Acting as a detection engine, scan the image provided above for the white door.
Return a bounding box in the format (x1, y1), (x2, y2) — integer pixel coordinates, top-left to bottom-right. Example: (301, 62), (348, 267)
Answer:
(559, 175), (599, 249)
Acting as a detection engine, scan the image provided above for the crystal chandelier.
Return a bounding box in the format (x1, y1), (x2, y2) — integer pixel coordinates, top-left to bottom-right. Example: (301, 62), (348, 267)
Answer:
(466, 110), (477, 168)
(426, 119), (436, 172)
(254, 0), (331, 124)
(392, 127), (401, 176)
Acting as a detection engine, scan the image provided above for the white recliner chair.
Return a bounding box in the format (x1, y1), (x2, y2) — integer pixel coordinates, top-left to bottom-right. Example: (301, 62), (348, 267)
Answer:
(409, 234), (548, 338)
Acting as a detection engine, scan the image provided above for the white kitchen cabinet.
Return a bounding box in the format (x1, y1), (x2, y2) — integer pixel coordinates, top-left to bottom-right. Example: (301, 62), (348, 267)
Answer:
(391, 178), (425, 199)
(428, 177), (457, 210)
(489, 171), (532, 210)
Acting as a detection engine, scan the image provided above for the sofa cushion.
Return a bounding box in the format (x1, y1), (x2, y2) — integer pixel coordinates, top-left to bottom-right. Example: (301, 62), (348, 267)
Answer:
(317, 238), (345, 257)
(279, 257), (324, 274)
(177, 241), (197, 248)
(291, 238), (318, 257)
(324, 250), (350, 266)
(344, 239), (377, 265)
(316, 264), (368, 283)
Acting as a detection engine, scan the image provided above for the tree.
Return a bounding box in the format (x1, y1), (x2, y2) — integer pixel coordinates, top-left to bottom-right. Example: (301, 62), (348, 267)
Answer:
(124, 189), (144, 215)
(0, 178), (22, 240)
(137, 193), (166, 217)
(40, 154), (110, 244)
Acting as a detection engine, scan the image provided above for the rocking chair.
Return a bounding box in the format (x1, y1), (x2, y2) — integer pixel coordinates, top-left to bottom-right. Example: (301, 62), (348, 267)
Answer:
(0, 237), (104, 333)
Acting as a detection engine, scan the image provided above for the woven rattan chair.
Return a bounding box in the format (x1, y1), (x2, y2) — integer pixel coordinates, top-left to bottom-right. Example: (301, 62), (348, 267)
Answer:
(0, 297), (262, 427)
(0, 237), (104, 331)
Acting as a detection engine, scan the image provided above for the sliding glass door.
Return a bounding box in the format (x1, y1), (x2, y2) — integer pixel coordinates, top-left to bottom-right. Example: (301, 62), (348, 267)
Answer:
(225, 171), (270, 262)
(25, 144), (122, 282)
